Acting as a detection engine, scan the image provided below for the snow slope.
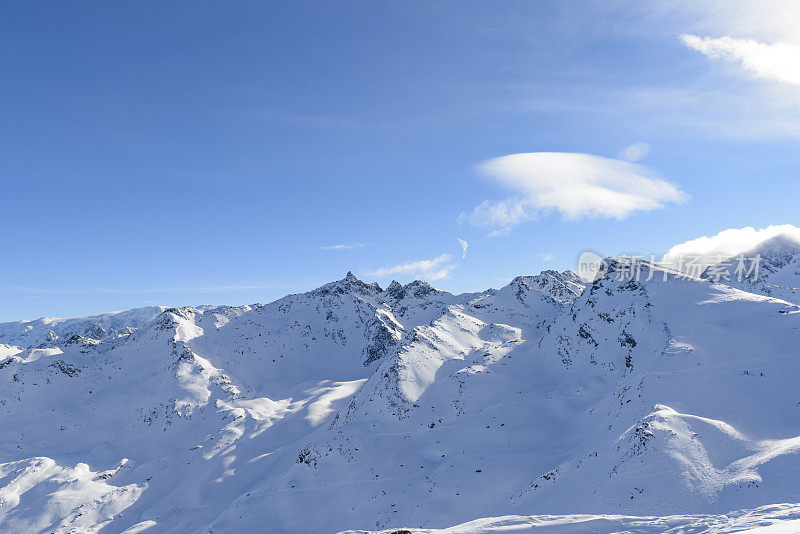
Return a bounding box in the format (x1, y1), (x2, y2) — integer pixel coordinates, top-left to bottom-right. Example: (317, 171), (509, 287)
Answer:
(343, 503), (800, 533)
(1, 256), (800, 533)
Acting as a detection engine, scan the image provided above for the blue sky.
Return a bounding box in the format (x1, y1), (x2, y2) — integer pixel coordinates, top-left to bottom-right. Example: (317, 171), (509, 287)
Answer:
(2, 1), (800, 321)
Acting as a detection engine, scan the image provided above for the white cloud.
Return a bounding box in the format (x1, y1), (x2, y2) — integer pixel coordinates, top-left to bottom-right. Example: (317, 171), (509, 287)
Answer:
(662, 224), (800, 270)
(365, 254), (455, 281)
(539, 252), (556, 262)
(682, 35), (800, 87)
(618, 142), (651, 162)
(461, 152), (687, 234)
(667, 0), (800, 44)
(319, 243), (364, 251)
(477, 2), (800, 141)
(456, 238), (469, 259)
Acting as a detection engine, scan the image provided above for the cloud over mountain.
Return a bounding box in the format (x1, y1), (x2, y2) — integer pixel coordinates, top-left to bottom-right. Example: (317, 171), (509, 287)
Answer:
(662, 224), (800, 270)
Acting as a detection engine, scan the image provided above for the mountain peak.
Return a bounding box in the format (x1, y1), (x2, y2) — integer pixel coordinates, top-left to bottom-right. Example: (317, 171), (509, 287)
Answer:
(506, 270), (585, 304)
(385, 280), (403, 296)
(746, 233), (800, 259)
(700, 233), (800, 303)
(310, 271), (382, 298)
(402, 279), (437, 298)
(380, 279), (443, 301)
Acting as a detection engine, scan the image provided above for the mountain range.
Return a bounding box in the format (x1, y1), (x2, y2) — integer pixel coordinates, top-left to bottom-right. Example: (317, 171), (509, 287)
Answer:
(2, 235), (800, 533)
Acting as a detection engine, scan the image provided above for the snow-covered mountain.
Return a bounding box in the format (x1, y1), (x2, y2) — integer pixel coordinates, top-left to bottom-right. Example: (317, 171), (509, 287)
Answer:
(2, 249), (800, 533)
(702, 234), (800, 304)
(0, 306), (167, 349)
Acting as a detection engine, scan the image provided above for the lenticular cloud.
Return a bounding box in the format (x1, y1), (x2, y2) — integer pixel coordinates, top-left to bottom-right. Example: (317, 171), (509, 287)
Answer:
(462, 152), (687, 234)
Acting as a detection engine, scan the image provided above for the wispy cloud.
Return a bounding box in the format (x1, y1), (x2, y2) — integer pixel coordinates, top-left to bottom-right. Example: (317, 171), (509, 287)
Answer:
(493, 78), (800, 141)
(318, 243), (365, 251)
(539, 252), (556, 262)
(456, 238), (469, 259)
(365, 254), (455, 281)
(477, 1), (800, 142)
(682, 35), (800, 87)
(461, 152), (687, 235)
(666, 0), (800, 44)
